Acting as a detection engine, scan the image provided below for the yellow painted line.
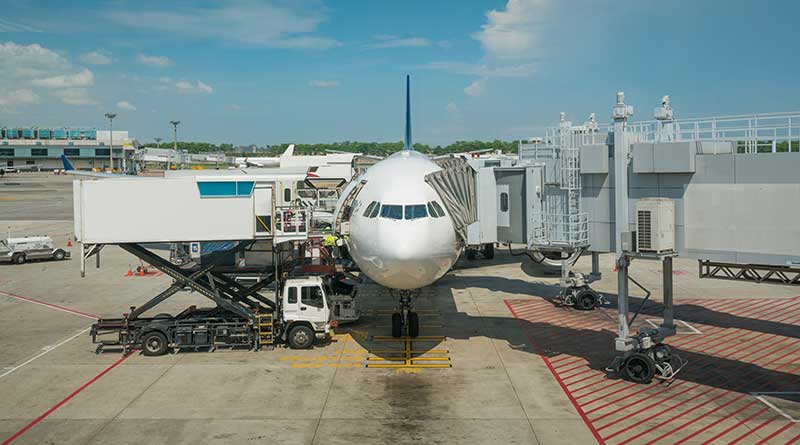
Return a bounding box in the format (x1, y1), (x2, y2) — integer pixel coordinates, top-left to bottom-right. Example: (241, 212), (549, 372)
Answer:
(372, 336), (445, 341)
(367, 357), (450, 362)
(368, 349), (449, 354)
(366, 364), (451, 369)
(0, 197), (18, 201)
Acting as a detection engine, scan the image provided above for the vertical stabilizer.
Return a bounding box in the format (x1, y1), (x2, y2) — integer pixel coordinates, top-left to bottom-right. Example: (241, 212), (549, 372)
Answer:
(404, 75), (412, 150)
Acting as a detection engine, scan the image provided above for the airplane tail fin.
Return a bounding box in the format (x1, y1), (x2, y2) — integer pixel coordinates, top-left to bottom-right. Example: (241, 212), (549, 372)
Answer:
(60, 154), (75, 171)
(282, 144), (295, 157)
(404, 75), (412, 151)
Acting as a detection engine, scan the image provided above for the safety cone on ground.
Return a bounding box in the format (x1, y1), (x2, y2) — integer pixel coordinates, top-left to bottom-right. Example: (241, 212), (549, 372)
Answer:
(126, 265), (133, 277)
(66, 236), (72, 247)
(139, 267), (146, 276)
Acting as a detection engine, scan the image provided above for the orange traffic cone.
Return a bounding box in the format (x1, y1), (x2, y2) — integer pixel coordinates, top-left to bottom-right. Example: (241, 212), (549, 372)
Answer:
(66, 236), (72, 247)
(126, 265), (133, 276)
(139, 267), (146, 276)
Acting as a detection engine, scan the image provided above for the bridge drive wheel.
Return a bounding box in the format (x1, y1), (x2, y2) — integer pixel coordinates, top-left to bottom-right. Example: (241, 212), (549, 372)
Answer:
(142, 331), (168, 356)
(408, 312), (420, 338)
(623, 352), (656, 384)
(575, 288), (598, 311)
(391, 313), (402, 338)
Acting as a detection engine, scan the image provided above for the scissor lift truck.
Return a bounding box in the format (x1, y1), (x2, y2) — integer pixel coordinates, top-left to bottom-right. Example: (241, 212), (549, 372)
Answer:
(90, 243), (337, 355)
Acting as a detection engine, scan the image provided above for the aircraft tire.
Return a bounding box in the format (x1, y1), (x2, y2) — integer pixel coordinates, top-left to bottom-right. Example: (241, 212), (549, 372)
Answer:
(391, 313), (402, 338)
(408, 312), (420, 338)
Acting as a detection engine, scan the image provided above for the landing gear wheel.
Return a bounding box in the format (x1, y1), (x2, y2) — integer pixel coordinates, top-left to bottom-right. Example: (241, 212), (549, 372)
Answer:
(466, 249), (477, 261)
(141, 331), (168, 356)
(652, 343), (672, 364)
(575, 288), (598, 311)
(53, 249), (66, 261)
(288, 325), (314, 349)
(391, 313), (402, 338)
(623, 352), (656, 384)
(12, 253), (25, 265)
(408, 312), (420, 338)
(482, 243), (495, 259)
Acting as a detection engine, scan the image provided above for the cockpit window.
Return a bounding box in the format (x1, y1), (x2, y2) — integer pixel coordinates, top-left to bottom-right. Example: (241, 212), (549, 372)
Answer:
(379, 204), (403, 220)
(430, 201), (445, 217)
(427, 202), (438, 218)
(369, 202), (381, 218)
(404, 204), (427, 220)
(363, 201), (378, 217)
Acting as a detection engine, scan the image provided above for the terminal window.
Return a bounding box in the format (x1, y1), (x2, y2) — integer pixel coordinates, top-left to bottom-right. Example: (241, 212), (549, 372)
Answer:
(0, 148), (13, 156)
(95, 148), (110, 156)
(31, 148), (48, 156)
(64, 148), (80, 157)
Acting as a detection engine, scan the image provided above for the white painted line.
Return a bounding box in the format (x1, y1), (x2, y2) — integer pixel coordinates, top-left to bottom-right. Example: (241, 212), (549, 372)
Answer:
(0, 327), (91, 379)
(752, 392), (800, 422)
(645, 318), (703, 334)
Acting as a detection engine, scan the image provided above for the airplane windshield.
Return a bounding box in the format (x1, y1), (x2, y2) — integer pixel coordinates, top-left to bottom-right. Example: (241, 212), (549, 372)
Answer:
(379, 205), (403, 220)
(404, 204), (427, 220)
(431, 201), (445, 217)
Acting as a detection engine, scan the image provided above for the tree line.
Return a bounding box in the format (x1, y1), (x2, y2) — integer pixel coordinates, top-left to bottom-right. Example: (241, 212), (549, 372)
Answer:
(140, 140), (520, 156)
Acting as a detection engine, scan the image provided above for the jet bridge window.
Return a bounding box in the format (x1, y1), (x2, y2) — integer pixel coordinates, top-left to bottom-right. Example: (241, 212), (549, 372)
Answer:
(379, 204), (403, 220)
(404, 204), (427, 220)
(500, 192), (509, 212)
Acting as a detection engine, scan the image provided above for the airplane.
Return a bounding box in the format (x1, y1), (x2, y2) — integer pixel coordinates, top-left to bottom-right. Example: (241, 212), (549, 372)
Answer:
(334, 75), (461, 337)
(60, 154), (129, 178)
(234, 144), (295, 168)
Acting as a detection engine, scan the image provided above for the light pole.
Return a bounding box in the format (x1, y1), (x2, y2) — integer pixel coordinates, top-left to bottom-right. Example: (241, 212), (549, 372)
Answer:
(104, 113), (117, 171)
(169, 121), (180, 170)
(154, 137), (162, 149)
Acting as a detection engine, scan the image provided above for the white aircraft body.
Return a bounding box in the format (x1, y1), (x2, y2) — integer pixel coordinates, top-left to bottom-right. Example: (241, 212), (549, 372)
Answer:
(334, 76), (462, 336)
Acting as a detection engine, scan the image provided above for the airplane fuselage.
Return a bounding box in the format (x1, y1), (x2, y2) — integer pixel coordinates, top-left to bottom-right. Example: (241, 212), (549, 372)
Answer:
(339, 150), (461, 290)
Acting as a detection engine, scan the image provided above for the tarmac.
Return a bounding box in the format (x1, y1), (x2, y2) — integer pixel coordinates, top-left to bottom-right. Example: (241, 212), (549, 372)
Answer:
(0, 173), (798, 444)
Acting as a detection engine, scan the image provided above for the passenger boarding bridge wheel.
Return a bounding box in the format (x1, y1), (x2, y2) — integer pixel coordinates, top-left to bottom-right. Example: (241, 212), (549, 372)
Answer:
(575, 288), (599, 310)
(622, 352), (656, 384)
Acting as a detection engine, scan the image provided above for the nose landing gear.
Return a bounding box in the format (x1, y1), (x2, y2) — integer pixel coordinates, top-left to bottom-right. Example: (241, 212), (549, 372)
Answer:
(391, 290), (420, 338)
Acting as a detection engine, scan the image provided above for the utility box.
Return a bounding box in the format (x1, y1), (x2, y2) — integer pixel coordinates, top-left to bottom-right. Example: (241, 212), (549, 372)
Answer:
(635, 198), (675, 253)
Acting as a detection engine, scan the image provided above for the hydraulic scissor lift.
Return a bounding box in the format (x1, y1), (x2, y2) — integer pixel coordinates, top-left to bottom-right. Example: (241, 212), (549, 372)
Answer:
(91, 241), (280, 355)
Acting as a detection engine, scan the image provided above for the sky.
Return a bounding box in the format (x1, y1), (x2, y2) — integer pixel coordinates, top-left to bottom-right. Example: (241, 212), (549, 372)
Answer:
(1, 0), (800, 147)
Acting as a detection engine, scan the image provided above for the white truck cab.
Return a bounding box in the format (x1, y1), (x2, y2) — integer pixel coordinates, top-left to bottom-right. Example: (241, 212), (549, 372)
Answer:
(280, 276), (332, 349)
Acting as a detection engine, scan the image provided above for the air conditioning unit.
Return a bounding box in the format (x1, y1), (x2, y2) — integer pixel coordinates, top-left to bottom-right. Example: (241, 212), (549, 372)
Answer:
(636, 198), (674, 253)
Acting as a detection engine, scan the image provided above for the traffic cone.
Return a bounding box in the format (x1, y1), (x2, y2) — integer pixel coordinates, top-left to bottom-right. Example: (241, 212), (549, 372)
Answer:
(66, 236), (72, 247)
(139, 267), (146, 276)
(126, 265), (133, 277)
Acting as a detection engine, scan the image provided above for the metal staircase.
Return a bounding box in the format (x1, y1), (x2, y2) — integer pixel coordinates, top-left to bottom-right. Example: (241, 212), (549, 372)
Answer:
(334, 179), (367, 235)
(257, 313), (274, 347)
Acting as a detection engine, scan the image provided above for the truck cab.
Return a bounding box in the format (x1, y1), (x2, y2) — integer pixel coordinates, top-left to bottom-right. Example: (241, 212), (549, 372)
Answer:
(280, 276), (332, 349)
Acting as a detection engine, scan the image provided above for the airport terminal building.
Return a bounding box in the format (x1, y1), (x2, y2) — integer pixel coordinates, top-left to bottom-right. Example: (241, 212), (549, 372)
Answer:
(0, 126), (137, 171)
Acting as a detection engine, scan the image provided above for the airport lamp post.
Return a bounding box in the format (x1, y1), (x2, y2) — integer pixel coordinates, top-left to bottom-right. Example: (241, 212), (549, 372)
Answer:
(169, 121), (180, 170)
(104, 113), (117, 171)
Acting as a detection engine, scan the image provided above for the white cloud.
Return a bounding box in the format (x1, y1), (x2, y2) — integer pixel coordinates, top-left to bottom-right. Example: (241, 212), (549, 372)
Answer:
(0, 18), (43, 32)
(309, 79), (340, 88)
(117, 100), (136, 111)
(31, 68), (95, 88)
(107, 1), (340, 49)
(472, 0), (547, 59)
(0, 89), (40, 111)
(230, 104), (242, 111)
(464, 79), (486, 97)
(365, 36), (430, 49)
(138, 53), (173, 67)
(50, 88), (97, 106)
(80, 50), (112, 65)
(0, 42), (71, 79)
(420, 61), (535, 77)
(175, 79), (213, 94)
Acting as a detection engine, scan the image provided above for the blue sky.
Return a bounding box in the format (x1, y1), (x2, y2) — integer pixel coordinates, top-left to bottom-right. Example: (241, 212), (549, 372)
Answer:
(1, 0), (800, 146)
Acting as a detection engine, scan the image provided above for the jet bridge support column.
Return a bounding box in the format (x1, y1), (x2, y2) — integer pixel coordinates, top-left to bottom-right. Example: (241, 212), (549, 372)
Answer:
(613, 92), (634, 350)
(662, 256), (675, 332)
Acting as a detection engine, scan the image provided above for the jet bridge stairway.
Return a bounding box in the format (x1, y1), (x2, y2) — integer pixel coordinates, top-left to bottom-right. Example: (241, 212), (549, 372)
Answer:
(424, 157), (477, 242)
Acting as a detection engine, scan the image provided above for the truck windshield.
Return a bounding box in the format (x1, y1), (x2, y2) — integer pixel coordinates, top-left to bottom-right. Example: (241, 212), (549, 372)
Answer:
(301, 286), (325, 308)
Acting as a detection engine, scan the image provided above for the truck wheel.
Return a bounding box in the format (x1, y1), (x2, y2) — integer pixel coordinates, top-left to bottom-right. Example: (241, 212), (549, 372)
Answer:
(391, 313), (402, 338)
(288, 325), (314, 349)
(482, 243), (495, 259)
(408, 312), (420, 338)
(141, 331), (168, 356)
(53, 249), (66, 261)
(12, 253), (25, 265)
